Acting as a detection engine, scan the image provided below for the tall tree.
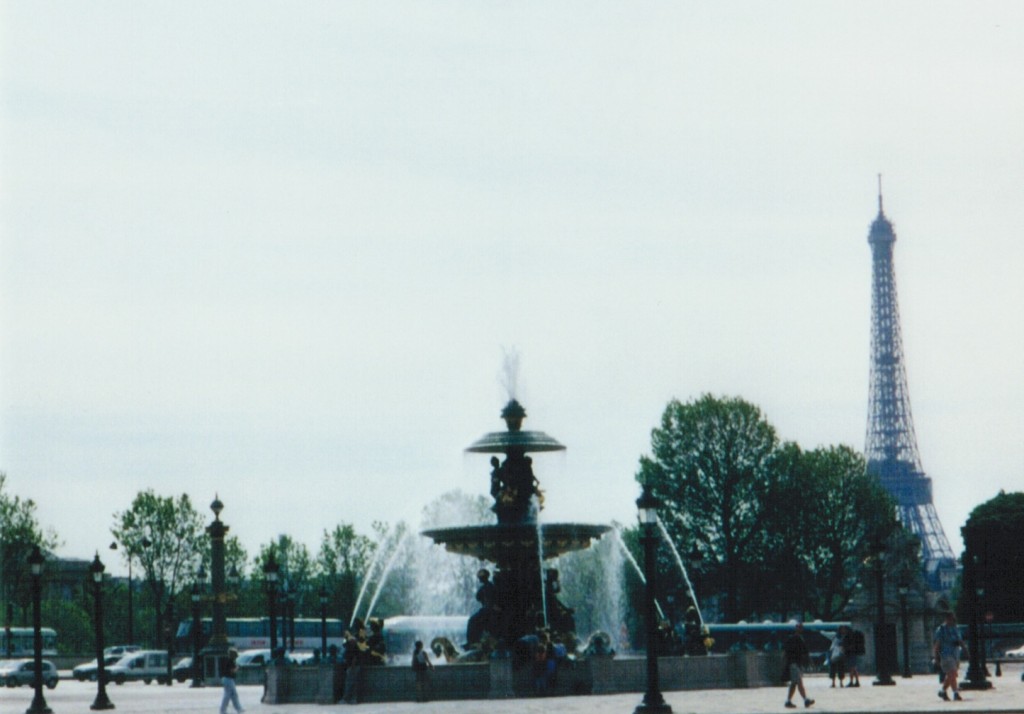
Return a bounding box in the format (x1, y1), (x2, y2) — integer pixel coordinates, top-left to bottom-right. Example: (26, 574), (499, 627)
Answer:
(0, 473), (60, 615)
(111, 490), (205, 648)
(763, 444), (898, 620)
(961, 491), (1024, 623)
(637, 395), (778, 621)
(317, 523), (374, 623)
(255, 534), (315, 619)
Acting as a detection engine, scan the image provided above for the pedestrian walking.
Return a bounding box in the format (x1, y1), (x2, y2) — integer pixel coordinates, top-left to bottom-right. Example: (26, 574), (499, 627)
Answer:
(934, 611), (966, 702)
(782, 622), (815, 709)
(828, 629), (846, 688)
(843, 626), (863, 687)
(220, 649), (244, 714)
(411, 640), (434, 703)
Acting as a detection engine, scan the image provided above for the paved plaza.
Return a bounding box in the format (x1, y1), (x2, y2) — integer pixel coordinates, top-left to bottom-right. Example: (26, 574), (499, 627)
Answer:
(4, 667), (1024, 714)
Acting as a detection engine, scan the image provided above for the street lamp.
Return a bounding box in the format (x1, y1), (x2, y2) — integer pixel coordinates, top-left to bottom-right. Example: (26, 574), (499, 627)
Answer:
(263, 554), (279, 654)
(961, 526), (991, 690)
(284, 583), (298, 651)
(897, 582), (911, 679)
(89, 554), (114, 710)
(977, 586), (987, 679)
(635, 483), (672, 714)
(871, 536), (895, 686)
(688, 542), (703, 608)
(190, 582), (203, 688)
(319, 587), (328, 656)
(109, 536), (150, 646)
(27, 545), (52, 714)
(227, 566), (240, 618)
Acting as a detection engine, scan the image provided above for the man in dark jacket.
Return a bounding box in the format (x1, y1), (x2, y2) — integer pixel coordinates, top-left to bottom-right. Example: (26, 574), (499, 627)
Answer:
(783, 622), (815, 708)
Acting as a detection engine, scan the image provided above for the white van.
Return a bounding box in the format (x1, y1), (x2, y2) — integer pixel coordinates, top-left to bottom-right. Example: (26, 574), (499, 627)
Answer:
(106, 650), (171, 685)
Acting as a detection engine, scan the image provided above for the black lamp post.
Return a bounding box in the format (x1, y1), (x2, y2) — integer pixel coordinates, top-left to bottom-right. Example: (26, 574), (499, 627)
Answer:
(897, 582), (911, 678)
(285, 585), (296, 651)
(89, 554), (114, 710)
(961, 525), (991, 690)
(190, 582), (203, 687)
(977, 586), (987, 679)
(109, 536), (150, 647)
(27, 545), (52, 714)
(263, 554), (279, 654)
(688, 542), (703, 608)
(635, 484), (672, 714)
(319, 587), (328, 656)
(871, 537), (895, 686)
(227, 565), (240, 618)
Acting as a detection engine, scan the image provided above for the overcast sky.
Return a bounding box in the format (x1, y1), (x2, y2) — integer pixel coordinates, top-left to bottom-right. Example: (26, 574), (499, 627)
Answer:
(2, 2), (1022, 578)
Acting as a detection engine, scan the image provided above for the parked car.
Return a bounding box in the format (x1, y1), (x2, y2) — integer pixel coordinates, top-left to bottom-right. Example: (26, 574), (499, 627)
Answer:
(105, 650), (170, 685)
(0, 658), (59, 688)
(1003, 644), (1024, 658)
(103, 644), (141, 658)
(173, 656), (195, 683)
(286, 650), (317, 665)
(235, 649), (272, 668)
(73, 655), (121, 681)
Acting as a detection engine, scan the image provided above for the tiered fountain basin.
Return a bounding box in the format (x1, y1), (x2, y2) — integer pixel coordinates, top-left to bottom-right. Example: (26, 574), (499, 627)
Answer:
(422, 523), (610, 562)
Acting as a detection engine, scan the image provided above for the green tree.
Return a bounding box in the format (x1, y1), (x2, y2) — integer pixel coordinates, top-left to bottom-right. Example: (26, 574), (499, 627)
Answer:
(961, 491), (1024, 623)
(1, 473), (60, 616)
(256, 535), (316, 621)
(111, 490), (205, 648)
(317, 523), (375, 624)
(637, 395), (778, 621)
(762, 444), (899, 620)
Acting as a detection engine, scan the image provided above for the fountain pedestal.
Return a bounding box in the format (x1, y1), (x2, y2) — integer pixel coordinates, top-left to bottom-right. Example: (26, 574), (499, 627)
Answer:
(422, 400), (609, 651)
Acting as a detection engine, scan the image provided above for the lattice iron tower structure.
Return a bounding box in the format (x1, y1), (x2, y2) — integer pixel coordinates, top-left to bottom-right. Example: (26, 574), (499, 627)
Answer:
(864, 185), (956, 590)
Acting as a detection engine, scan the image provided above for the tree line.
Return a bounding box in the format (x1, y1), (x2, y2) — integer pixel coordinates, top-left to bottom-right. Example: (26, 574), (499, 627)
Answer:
(4, 394), (1022, 654)
(636, 394), (921, 623)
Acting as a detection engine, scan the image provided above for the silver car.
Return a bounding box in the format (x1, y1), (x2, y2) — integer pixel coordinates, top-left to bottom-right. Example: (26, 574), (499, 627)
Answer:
(73, 654), (121, 682)
(0, 658), (59, 688)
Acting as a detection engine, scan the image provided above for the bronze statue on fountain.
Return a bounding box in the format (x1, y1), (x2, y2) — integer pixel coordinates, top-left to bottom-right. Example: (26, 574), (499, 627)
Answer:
(422, 399), (610, 659)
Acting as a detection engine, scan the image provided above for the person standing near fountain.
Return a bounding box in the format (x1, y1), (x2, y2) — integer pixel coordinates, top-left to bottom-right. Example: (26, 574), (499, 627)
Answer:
(411, 640), (434, 703)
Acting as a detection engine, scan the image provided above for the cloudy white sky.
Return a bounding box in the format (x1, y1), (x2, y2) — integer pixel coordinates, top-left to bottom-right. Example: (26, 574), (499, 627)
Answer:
(2, 2), (1022, 576)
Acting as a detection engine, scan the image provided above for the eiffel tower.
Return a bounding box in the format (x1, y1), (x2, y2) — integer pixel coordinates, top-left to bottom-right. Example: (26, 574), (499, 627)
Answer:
(864, 181), (956, 590)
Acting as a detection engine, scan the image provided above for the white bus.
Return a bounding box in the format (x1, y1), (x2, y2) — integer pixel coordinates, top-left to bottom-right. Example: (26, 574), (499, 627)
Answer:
(0, 627), (58, 657)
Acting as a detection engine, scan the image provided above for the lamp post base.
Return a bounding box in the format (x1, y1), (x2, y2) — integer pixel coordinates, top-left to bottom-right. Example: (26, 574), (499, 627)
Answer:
(90, 691), (116, 710)
(27, 694), (53, 714)
(872, 678), (897, 686)
(635, 694), (673, 714)
(960, 680), (992, 690)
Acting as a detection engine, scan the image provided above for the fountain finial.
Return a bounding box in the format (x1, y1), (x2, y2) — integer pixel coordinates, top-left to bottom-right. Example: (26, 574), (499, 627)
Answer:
(501, 399), (527, 432)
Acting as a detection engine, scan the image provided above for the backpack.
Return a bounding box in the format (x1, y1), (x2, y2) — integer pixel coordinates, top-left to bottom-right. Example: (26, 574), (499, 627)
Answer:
(849, 630), (866, 656)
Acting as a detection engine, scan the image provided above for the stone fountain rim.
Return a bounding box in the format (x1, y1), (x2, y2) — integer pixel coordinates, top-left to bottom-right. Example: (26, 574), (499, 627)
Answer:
(464, 430), (566, 453)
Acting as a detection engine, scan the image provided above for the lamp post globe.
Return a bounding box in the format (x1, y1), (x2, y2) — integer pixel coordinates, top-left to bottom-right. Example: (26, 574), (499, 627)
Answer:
(634, 483), (672, 714)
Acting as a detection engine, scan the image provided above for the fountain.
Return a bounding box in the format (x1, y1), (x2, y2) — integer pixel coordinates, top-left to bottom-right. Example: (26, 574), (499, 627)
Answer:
(263, 396), (790, 703)
(422, 399), (611, 652)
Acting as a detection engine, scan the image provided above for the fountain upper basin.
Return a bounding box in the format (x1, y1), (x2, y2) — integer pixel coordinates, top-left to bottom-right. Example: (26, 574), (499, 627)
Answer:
(422, 522), (611, 562)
